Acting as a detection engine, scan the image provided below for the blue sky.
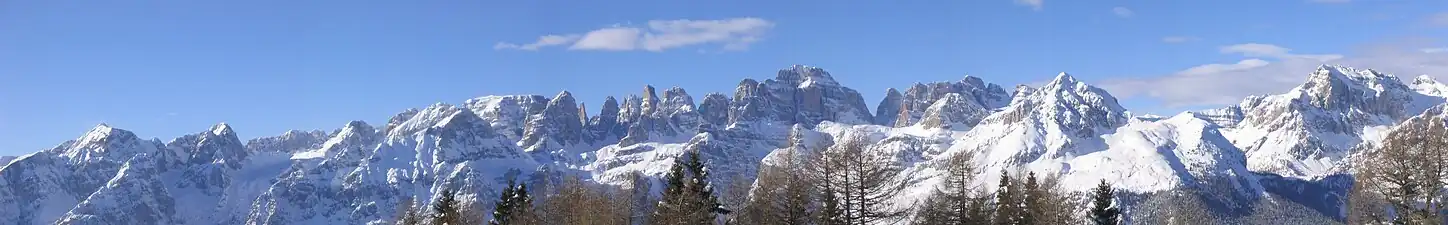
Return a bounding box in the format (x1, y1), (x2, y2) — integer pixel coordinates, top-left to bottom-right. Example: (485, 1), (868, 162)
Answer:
(3, 0), (1448, 156)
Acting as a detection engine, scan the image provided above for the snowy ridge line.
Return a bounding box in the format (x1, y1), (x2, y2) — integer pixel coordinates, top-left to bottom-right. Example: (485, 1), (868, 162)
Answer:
(0, 64), (1442, 224)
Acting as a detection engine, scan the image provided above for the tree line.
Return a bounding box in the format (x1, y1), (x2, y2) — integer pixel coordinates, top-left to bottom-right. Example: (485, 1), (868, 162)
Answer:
(396, 132), (1125, 225)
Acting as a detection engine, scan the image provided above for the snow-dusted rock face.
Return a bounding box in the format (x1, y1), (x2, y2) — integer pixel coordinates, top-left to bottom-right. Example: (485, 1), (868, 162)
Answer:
(244, 130), (328, 154)
(873, 88), (904, 126)
(916, 93), (989, 129)
(889, 77), (1011, 127)
(1225, 65), (1448, 177)
(0, 124), (166, 225)
(760, 65), (875, 126)
(4, 64), (1433, 224)
(0, 156), (15, 168)
(585, 96), (625, 142)
(520, 91), (587, 160)
(697, 93), (732, 127)
(464, 95), (549, 142)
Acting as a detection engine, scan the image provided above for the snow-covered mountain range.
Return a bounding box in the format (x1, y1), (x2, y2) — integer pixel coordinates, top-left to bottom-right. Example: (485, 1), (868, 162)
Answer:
(3, 64), (1441, 224)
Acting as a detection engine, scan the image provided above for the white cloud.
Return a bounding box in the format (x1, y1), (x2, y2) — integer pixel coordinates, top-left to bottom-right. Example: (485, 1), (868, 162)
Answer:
(1161, 36), (1198, 43)
(494, 34), (581, 51)
(496, 17), (775, 52)
(641, 18), (773, 51)
(1424, 47), (1448, 53)
(1112, 7), (1134, 18)
(1100, 42), (1448, 108)
(1220, 43), (1344, 61)
(569, 27), (643, 51)
(1015, 0), (1043, 11)
(1178, 59), (1271, 76)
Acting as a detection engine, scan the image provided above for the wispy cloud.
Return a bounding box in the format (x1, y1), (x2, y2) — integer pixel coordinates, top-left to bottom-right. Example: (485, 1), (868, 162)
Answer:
(1220, 43), (1343, 61)
(569, 27), (643, 51)
(1161, 36), (1199, 43)
(1112, 7), (1134, 18)
(496, 17), (775, 52)
(1100, 41), (1448, 108)
(494, 34), (581, 51)
(1015, 0), (1044, 11)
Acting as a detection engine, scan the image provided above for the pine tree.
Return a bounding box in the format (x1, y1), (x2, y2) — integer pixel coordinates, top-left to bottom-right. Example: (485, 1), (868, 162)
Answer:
(491, 178), (538, 225)
(1019, 172), (1039, 225)
(993, 170), (1015, 225)
(651, 150), (725, 225)
(432, 189), (464, 225)
(682, 150), (727, 217)
(1088, 179), (1120, 225)
(491, 179), (518, 225)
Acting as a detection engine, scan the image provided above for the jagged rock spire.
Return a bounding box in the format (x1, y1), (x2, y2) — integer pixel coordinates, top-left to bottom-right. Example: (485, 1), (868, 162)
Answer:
(520, 91), (585, 150)
(875, 88), (904, 126)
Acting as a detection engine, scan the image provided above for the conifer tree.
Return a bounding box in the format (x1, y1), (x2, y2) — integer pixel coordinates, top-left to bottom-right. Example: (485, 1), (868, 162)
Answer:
(491, 178), (538, 225)
(651, 150), (725, 225)
(1088, 179), (1120, 225)
(432, 189), (464, 225)
(491, 179), (518, 225)
(993, 170), (1016, 225)
(1019, 172), (1039, 225)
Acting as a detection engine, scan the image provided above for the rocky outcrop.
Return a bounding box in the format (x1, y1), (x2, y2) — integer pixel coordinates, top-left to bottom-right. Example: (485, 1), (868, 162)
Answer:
(464, 95), (549, 142)
(585, 96), (625, 142)
(917, 93), (989, 129)
(874, 88), (904, 126)
(520, 91), (586, 153)
(243, 130), (328, 154)
(698, 93), (732, 128)
(889, 76), (1011, 127)
(1228, 65), (1448, 176)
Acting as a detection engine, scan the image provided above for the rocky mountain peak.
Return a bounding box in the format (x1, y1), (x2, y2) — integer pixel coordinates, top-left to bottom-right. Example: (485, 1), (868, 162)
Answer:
(886, 77), (1011, 127)
(758, 65), (874, 126)
(1043, 72), (1082, 91)
(600, 96), (621, 116)
(58, 124), (158, 164)
(698, 93), (732, 126)
(245, 129), (329, 154)
(777, 64), (840, 88)
(429, 109), (530, 163)
(167, 123), (248, 169)
(641, 85), (661, 115)
(658, 86), (696, 115)
(917, 93), (988, 129)
(382, 108), (421, 135)
(874, 88), (905, 126)
(585, 96), (626, 142)
(1412, 75), (1448, 96)
(210, 123), (235, 137)
(520, 91), (586, 150)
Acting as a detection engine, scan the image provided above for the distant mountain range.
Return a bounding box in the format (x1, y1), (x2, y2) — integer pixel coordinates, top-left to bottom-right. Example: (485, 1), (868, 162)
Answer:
(2, 64), (1437, 224)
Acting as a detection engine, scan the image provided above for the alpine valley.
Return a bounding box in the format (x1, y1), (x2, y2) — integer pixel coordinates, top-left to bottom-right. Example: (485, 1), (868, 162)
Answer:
(1, 64), (1438, 225)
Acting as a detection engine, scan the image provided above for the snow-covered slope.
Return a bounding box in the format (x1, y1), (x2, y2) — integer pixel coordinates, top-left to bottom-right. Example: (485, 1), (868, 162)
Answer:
(0, 156), (14, 168)
(1213, 65), (1448, 177)
(2, 64), (1433, 224)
